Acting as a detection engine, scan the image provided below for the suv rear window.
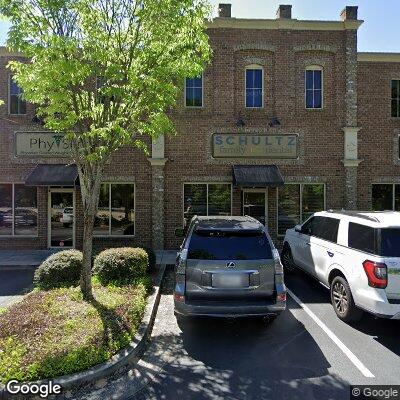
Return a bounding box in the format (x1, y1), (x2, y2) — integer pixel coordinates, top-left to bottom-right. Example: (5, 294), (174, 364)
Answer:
(348, 224), (400, 257)
(187, 229), (273, 260)
(380, 229), (400, 257)
(348, 223), (376, 254)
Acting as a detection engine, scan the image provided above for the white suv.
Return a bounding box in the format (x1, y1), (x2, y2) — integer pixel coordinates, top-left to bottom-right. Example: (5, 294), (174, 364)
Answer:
(282, 211), (400, 322)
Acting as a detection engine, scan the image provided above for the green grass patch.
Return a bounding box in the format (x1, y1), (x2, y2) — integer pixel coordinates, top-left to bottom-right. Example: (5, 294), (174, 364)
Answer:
(0, 278), (149, 384)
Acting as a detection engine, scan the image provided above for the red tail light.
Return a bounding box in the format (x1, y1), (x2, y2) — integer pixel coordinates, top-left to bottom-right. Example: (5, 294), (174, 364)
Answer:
(363, 260), (388, 289)
(174, 293), (185, 302)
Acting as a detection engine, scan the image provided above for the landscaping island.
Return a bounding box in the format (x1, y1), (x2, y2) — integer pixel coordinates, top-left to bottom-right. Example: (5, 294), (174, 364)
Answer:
(0, 247), (155, 384)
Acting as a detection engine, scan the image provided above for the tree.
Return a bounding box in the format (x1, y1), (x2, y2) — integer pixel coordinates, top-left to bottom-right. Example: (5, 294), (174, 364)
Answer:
(0, 0), (212, 299)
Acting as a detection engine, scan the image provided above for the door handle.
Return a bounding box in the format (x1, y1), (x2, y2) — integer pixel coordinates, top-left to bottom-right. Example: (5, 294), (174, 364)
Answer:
(327, 251), (334, 257)
(306, 242), (311, 246)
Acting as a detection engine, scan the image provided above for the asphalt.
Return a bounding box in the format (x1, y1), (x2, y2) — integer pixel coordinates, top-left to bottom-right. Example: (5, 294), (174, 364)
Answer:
(67, 266), (400, 400)
(0, 269), (35, 307)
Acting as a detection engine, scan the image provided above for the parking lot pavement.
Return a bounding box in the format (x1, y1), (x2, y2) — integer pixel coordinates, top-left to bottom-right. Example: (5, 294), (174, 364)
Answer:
(0, 268), (34, 308)
(69, 266), (400, 400)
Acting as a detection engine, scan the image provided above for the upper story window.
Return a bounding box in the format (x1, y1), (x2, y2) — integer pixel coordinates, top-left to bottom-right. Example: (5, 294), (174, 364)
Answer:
(305, 66), (323, 109)
(391, 80), (400, 117)
(185, 76), (203, 107)
(245, 66), (263, 108)
(9, 76), (27, 115)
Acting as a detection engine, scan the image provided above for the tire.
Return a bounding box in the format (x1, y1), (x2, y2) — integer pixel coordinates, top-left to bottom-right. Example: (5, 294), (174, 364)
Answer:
(330, 276), (363, 322)
(282, 245), (296, 274)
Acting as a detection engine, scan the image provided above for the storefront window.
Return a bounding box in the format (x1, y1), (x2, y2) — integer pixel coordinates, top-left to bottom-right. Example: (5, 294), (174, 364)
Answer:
(0, 184), (37, 236)
(302, 184), (325, 221)
(277, 185), (300, 236)
(372, 184), (393, 210)
(94, 183), (135, 236)
(278, 183), (325, 236)
(0, 184), (12, 235)
(14, 185), (38, 235)
(94, 184), (109, 235)
(183, 183), (231, 226)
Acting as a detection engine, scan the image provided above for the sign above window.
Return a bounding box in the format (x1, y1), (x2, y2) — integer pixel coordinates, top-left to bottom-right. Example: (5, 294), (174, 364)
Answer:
(14, 131), (72, 157)
(212, 134), (298, 159)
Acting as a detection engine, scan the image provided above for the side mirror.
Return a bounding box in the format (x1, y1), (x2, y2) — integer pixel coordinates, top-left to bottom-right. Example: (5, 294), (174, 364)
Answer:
(175, 227), (186, 238)
(294, 224), (302, 233)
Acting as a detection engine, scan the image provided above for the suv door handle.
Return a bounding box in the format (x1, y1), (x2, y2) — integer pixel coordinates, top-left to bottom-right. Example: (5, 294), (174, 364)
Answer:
(305, 242), (311, 246)
(327, 251), (334, 257)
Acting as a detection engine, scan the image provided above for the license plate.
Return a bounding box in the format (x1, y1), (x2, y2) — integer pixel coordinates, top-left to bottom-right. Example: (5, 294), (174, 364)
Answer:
(212, 273), (249, 288)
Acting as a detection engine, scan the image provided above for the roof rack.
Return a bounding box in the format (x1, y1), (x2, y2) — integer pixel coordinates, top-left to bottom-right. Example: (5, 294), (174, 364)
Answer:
(326, 209), (380, 222)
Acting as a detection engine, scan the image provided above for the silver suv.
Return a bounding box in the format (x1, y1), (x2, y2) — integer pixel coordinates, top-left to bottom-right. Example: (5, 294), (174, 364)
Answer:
(174, 216), (286, 319)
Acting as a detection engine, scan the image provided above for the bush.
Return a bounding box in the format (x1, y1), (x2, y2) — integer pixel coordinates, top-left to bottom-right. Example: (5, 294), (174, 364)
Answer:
(141, 247), (157, 272)
(34, 250), (83, 289)
(93, 247), (148, 285)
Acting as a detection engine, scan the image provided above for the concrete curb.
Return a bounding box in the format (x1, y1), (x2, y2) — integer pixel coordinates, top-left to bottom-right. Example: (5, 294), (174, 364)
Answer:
(0, 264), (167, 399)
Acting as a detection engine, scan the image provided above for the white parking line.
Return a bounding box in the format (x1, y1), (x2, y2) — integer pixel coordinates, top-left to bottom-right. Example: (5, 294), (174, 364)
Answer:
(287, 288), (375, 378)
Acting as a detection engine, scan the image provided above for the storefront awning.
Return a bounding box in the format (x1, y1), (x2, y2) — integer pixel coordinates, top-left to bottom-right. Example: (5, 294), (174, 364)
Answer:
(233, 165), (284, 187)
(25, 164), (79, 186)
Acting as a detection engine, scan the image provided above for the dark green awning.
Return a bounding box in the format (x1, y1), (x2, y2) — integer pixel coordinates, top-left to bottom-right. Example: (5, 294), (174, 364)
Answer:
(25, 164), (79, 186)
(233, 165), (284, 187)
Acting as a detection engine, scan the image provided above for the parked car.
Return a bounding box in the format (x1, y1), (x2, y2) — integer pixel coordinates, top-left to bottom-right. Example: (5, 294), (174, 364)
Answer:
(282, 210), (400, 322)
(174, 216), (286, 320)
(60, 207), (74, 227)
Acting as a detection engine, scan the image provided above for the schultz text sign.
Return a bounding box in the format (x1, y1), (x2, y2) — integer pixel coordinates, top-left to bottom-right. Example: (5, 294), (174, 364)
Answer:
(212, 133), (298, 159)
(15, 132), (72, 157)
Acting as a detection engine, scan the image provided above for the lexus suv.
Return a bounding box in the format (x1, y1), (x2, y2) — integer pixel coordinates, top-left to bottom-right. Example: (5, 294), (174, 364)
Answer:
(173, 216), (286, 319)
(282, 210), (400, 322)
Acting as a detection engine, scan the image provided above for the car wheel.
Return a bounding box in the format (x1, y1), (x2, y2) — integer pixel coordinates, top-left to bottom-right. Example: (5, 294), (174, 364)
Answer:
(282, 245), (296, 273)
(330, 276), (363, 322)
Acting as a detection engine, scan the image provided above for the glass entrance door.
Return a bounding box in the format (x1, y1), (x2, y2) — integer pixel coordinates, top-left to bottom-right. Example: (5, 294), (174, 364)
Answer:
(49, 190), (74, 248)
(243, 190), (267, 226)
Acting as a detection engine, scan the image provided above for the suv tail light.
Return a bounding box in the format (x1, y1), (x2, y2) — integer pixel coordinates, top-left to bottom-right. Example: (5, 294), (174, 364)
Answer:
(363, 260), (388, 289)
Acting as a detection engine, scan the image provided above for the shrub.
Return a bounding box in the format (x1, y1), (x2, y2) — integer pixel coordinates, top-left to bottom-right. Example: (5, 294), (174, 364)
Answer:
(93, 247), (148, 285)
(34, 250), (83, 289)
(141, 247), (157, 272)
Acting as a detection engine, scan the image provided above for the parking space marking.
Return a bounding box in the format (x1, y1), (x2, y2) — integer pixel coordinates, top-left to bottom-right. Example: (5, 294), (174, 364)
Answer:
(287, 288), (375, 378)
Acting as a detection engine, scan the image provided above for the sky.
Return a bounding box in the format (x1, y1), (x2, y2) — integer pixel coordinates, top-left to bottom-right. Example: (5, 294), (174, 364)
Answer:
(0, 0), (398, 52)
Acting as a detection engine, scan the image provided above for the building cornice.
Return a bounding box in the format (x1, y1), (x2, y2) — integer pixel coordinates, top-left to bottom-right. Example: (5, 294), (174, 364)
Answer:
(358, 52), (400, 63)
(207, 18), (363, 31)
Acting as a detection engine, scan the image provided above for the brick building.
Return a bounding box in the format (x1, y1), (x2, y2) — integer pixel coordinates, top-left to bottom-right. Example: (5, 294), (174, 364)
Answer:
(0, 4), (399, 251)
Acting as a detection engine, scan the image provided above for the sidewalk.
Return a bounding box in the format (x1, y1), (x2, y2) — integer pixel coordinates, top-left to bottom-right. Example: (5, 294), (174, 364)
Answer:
(0, 250), (60, 269)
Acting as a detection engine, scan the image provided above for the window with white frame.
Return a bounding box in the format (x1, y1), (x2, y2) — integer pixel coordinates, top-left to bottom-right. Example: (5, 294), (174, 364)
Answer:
(0, 184), (37, 236)
(372, 184), (400, 211)
(185, 76), (203, 107)
(277, 183), (325, 236)
(245, 66), (263, 108)
(305, 66), (323, 109)
(392, 80), (400, 118)
(183, 183), (231, 225)
(9, 76), (27, 115)
(94, 183), (135, 236)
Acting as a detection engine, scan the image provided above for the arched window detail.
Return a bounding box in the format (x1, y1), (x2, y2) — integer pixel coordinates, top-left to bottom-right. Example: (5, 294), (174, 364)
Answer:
(305, 65), (323, 109)
(245, 65), (264, 108)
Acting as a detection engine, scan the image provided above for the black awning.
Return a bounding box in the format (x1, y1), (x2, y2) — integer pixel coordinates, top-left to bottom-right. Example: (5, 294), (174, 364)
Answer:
(233, 165), (284, 187)
(25, 164), (79, 186)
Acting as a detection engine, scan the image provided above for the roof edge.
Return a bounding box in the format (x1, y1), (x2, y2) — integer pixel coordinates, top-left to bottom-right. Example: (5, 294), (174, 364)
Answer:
(358, 52), (400, 63)
(207, 17), (363, 31)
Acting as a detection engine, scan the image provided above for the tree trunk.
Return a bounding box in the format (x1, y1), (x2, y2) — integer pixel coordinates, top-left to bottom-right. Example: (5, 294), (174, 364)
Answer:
(78, 165), (103, 300)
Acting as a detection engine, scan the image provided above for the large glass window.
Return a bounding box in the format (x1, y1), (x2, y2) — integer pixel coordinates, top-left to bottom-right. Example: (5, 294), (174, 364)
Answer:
(9, 76), (27, 115)
(183, 183), (231, 226)
(278, 184), (325, 236)
(185, 76), (203, 107)
(94, 183), (135, 236)
(371, 184), (400, 211)
(0, 184), (37, 236)
(305, 67), (323, 109)
(392, 80), (400, 118)
(246, 67), (263, 108)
